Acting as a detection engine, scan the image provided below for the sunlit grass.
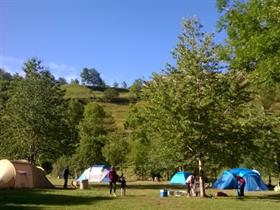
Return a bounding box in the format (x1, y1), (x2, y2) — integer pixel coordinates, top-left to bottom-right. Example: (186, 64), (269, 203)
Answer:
(61, 84), (95, 99)
(1, 179), (279, 210)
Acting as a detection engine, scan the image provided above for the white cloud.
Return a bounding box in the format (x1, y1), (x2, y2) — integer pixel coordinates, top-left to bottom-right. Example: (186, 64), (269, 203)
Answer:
(46, 62), (80, 82)
(0, 55), (80, 82)
(0, 55), (25, 75)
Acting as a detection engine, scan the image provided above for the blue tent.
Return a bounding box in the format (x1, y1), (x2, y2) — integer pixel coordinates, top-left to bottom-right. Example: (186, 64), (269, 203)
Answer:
(213, 168), (268, 191)
(170, 171), (192, 185)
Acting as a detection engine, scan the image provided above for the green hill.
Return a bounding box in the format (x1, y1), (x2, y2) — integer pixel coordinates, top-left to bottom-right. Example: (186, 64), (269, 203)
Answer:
(61, 84), (130, 129)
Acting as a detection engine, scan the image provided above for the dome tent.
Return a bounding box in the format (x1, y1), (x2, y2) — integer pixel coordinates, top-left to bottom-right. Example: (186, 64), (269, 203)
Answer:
(213, 168), (268, 191)
(0, 159), (54, 189)
(170, 171), (192, 185)
(77, 165), (110, 183)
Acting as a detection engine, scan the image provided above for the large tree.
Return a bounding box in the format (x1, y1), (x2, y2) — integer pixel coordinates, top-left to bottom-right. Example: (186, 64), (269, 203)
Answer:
(127, 18), (266, 196)
(217, 0), (280, 183)
(0, 58), (70, 164)
(217, 0), (280, 86)
(80, 68), (105, 87)
(73, 102), (115, 172)
(0, 69), (12, 111)
(102, 132), (129, 169)
(65, 99), (84, 154)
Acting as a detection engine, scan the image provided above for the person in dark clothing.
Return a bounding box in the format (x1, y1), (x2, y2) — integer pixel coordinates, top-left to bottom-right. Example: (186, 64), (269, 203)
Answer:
(235, 175), (245, 197)
(119, 174), (126, 196)
(108, 166), (118, 196)
(63, 166), (71, 188)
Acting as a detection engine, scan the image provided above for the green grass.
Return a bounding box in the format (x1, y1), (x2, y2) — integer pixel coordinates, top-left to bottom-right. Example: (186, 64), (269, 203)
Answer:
(61, 84), (130, 130)
(1, 180), (279, 210)
(99, 103), (129, 129)
(61, 84), (96, 99)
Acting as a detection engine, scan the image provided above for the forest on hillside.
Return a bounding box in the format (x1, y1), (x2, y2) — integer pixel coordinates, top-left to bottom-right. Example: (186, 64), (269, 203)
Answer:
(0, 0), (280, 197)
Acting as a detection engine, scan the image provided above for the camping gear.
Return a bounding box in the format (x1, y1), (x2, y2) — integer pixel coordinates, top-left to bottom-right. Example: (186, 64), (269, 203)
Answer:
(216, 191), (228, 197)
(213, 168), (268, 191)
(77, 165), (110, 183)
(170, 171), (192, 185)
(80, 179), (89, 189)
(0, 159), (54, 189)
(160, 189), (168, 197)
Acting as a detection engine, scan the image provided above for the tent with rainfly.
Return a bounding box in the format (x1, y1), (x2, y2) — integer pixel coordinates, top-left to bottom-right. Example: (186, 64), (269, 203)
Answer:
(77, 165), (110, 183)
(170, 171), (192, 185)
(213, 168), (268, 191)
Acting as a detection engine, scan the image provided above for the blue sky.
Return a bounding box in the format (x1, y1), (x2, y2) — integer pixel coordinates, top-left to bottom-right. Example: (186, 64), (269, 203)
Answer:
(0, 0), (226, 85)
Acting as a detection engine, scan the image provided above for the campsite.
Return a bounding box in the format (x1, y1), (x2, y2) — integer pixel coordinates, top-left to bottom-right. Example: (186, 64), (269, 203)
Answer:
(0, 178), (280, 210)
(1, 159), (280, 209)
(1, 0), (280, 209)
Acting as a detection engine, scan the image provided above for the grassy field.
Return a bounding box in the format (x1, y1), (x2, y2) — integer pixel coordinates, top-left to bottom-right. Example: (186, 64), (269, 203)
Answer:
(1, 180), (279, 210)
(60, 84), (130, 130)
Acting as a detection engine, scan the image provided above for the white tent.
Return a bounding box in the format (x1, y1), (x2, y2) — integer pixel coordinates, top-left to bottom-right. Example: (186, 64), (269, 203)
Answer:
(77, 165), (110, 183)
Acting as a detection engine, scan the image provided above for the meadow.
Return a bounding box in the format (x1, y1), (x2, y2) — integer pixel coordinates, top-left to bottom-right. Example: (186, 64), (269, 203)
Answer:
(0, 179), (279, 210)
(61, 84), (129, 129)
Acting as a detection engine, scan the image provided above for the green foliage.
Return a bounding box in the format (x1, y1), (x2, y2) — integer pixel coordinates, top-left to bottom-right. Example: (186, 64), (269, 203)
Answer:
(52, 155), (72, 177)
(102, 133), (129, 168)
(129, 79), (144, 102)
(0, 68), (12, 80)
(217, 0), (280, 86)
(61, 84), (96, 99)
(57, 77), (67, 85)
(0, 69), (12, 111)
(103, 88), (120, 102)
(126, 18), (270, 195)
(41, 161), (53, 174)
(70, 78), (79, 84)
(217, 0), (280, 183)
(80, 68), (105, 87)
(73, 102), (116, 172)
(0, 58), (71, 164)
(65, 99), (84, 152)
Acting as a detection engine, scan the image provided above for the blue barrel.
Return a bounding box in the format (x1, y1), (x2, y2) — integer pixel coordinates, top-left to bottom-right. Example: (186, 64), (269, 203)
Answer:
(160, 189), (168, 198)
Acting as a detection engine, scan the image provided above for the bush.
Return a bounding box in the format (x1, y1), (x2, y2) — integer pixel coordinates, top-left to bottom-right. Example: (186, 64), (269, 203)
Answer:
(103, 88), (119, 102)
(52, 156), (72, 178)
(41, 161), (53, 174)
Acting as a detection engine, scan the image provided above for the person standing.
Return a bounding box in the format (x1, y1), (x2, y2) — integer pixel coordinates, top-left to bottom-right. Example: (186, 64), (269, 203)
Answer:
(186, 174), (195, 197)
(236, 175), (245, 197)
(108, 166), (118, 196)
(63, 166), (71, 188)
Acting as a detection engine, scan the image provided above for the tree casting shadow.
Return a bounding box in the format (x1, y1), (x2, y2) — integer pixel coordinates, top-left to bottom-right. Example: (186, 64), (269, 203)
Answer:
(0, 189), (111, 210)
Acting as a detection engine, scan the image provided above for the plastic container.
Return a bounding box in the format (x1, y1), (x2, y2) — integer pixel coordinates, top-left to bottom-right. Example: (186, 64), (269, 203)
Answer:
(160, 189), (168, 198)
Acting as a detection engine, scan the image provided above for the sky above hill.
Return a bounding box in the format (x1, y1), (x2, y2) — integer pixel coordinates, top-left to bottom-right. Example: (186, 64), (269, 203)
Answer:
(0, 0), (226, 85)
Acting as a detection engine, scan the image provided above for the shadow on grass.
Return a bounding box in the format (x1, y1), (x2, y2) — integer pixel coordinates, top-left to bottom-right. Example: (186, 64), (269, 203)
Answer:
(0, 189), (111, 210)
(241, 193), (280, 202)
(0, 205), (40, 210)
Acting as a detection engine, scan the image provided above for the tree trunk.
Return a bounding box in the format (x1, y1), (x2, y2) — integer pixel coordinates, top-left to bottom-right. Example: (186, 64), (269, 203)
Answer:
(198, 157), (206, 197)
(268, 173), (272, 186)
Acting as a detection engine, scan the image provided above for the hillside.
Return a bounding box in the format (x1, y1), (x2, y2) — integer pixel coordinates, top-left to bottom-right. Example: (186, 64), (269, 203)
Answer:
(61, 84), (130, 130)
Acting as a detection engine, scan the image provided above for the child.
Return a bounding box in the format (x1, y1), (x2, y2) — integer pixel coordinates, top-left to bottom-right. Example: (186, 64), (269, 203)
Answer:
(119, 174), (126, 196)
